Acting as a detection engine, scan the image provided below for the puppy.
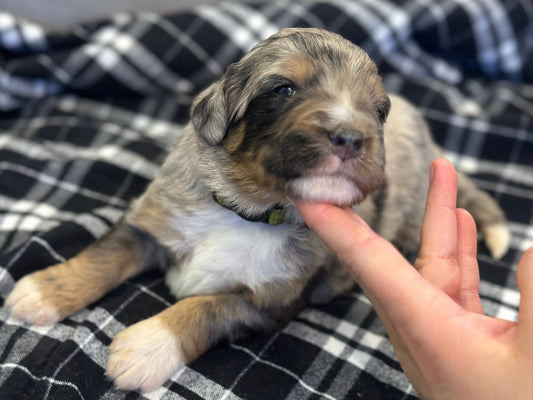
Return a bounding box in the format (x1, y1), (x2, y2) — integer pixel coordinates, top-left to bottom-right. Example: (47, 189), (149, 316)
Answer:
(5, 28), (509, 392)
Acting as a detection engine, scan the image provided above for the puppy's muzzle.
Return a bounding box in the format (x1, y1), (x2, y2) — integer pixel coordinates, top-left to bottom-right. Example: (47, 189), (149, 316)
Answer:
(329, 130), (364, 160)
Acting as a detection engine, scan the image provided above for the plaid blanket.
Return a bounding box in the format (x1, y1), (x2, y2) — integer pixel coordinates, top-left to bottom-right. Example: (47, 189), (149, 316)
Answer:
(1, 1), (532, 399)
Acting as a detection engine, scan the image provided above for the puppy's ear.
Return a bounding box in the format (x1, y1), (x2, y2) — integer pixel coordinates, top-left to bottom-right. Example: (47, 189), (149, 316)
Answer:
(191, 81), (228, 145)
(191, 61), (253, 145)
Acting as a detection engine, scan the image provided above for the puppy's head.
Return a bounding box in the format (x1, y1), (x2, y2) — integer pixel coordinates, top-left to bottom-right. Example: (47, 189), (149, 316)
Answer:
(191, 28), (390, 206)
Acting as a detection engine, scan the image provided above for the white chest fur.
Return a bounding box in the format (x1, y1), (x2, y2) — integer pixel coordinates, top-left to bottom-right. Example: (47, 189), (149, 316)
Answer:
(163, 205), (326, 299)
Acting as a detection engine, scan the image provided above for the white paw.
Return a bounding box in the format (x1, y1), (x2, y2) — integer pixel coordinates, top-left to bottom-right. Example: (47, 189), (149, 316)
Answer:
(107, 317), (185, 393)
(482, 223), (511, 260)
(5, 275), (61, 326)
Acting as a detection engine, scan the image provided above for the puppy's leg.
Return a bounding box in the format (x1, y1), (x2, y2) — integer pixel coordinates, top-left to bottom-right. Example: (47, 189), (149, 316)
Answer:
(107, 293), (273, 393)
(5, 220), (167, 325)
(307, 259), (355, 305)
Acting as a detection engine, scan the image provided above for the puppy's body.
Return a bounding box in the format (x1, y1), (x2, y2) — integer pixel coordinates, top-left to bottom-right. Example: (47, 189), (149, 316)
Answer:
(130, 95), (431, 302)
(5, 28), (509, 393)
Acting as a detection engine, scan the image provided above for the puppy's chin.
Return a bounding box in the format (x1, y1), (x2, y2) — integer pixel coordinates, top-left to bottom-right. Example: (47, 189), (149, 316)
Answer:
(289, 175), (364, 206)
(287, 154), (370, 206)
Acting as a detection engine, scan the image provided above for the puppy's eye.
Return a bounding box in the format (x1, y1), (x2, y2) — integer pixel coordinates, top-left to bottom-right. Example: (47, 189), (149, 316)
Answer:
(377, 107), (387, 123)
(274, 85), (296, 96)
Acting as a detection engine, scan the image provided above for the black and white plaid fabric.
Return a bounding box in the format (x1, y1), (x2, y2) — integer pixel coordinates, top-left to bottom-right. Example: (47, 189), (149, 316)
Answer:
(1, 1), (532, 399)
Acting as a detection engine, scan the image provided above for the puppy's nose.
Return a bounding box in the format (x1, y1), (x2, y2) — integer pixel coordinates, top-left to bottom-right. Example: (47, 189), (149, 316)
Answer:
(329, 130), (364, 160)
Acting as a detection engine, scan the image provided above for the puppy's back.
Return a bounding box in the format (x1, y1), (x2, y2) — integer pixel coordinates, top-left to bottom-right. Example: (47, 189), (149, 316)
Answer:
(360, 95), (509, 259)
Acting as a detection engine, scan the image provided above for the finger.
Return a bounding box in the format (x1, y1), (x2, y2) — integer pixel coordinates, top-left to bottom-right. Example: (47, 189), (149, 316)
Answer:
(516, 247), (533, 354)
(456, 209), (483, 314)
(417, 158), (459, 265)
(415, 158), (462, 298)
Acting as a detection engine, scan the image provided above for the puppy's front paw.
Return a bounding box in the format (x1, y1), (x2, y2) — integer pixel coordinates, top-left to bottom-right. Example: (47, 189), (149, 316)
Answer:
(5, 274), (61, 326)
(107, 317), (185, 393)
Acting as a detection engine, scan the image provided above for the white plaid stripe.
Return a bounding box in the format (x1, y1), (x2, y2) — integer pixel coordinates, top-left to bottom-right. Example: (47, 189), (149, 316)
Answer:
(232, 341), (340, 400)
(0, 12), (47, 52)
(284, 319), (412, 395)
(0, 364), (84, 399)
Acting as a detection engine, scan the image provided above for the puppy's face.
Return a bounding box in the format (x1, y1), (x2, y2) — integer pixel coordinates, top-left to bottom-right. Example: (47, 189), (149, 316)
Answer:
(192, 28), (390, 206)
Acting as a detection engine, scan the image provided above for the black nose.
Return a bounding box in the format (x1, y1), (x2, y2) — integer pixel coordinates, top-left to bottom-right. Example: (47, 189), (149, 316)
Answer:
(329, 130), (364, 160)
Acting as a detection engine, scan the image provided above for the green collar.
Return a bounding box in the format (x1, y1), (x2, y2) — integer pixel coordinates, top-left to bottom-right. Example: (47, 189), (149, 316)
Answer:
(213, 193), (287, 226)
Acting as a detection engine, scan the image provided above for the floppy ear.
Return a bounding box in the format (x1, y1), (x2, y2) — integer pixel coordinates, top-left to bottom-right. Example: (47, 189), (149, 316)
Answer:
(191, 60), (254, 145)
(191, 81), (228, 145)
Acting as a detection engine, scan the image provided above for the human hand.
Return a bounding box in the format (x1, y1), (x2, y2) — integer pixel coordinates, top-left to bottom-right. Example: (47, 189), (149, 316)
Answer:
(297, 158), (533, 400)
